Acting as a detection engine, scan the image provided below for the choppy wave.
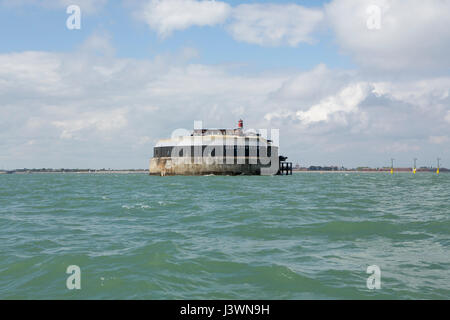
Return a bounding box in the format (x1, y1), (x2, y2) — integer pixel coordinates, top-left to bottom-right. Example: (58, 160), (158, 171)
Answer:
(0, 172), (449, 299)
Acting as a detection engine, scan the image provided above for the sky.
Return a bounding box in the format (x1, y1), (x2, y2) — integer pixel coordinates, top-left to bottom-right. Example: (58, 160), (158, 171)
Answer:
(0, 0), (449, 169)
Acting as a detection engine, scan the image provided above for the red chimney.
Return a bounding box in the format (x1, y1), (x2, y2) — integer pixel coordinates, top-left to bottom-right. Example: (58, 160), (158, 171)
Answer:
(238, 119), (243, 129)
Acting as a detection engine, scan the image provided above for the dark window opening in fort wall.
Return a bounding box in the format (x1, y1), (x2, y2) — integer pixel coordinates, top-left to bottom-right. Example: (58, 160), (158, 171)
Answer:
(153, 146), (272, 159)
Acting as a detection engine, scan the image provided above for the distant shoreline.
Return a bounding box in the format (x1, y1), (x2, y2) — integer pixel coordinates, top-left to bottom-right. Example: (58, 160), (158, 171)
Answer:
(292, 170), (447, 174)
(0, 170), (149, 174)
(0, 169), (447, 175)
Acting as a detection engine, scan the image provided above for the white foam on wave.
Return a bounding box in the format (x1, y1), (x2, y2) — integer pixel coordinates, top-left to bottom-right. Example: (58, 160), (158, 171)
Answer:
(122, 203), (151, 210)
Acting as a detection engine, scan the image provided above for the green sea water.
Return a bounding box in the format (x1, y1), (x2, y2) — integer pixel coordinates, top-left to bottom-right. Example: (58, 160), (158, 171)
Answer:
(0, 172), (449, 299)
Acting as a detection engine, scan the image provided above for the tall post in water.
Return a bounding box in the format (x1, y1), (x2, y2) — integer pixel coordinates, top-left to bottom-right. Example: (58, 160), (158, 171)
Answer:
(413, 158), (417, 174)
(391, 158), (394, 175)
(437, 158), (440, 175)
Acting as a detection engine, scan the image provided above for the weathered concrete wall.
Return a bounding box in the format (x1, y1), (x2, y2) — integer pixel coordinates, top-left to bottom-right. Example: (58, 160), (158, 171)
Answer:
(149, 157), (275, 176)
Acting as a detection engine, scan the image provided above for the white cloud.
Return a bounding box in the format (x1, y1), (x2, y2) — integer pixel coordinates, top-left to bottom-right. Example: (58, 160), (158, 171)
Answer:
(378, 142), (421, 153)
(372, 78), (450, 111)
(1, 42), (449, 168)
(0, 51), (67, 96)
(135, 0), (450, 58)
(137, 136), (152, 145)
(52, 108), (128, 140)
(270, 64), (356, 104)
(139, 0), (231, 37)
(445, 111), (450, 123)
(1, 0), (108, 13)
(264, 81), (370, 125)
(325, 0), (450, 71)
(261, 63), (450, 166)
(429, 135), (449, 145)
(227, 3), (324, 47)
(79, 32), (116, 56)
(295, 83), (369, 124)
(135, 1), (323, 46)
(0, 46), (287, 168)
